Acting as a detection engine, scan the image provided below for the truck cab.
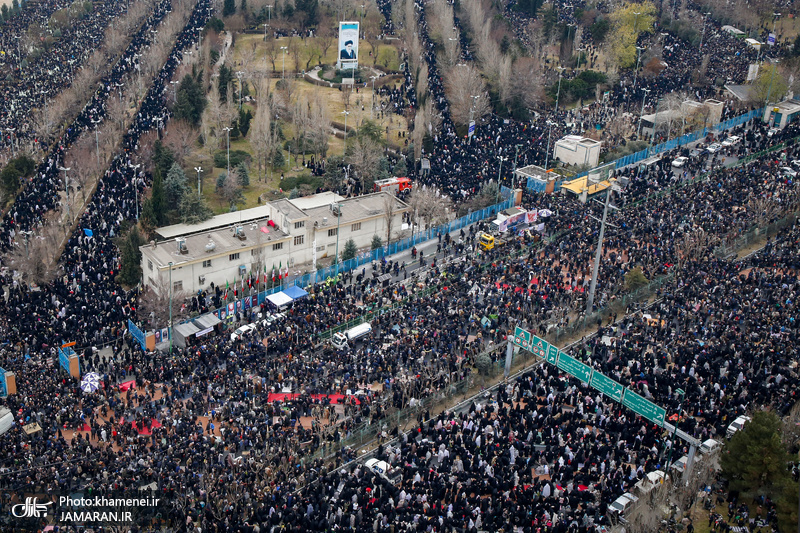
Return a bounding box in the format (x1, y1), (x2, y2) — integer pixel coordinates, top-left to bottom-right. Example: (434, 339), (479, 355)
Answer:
(478, 232), (499, 251)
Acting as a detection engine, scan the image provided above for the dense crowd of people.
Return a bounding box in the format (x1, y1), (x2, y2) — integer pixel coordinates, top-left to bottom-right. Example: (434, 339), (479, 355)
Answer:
(0, 0), (797, 530)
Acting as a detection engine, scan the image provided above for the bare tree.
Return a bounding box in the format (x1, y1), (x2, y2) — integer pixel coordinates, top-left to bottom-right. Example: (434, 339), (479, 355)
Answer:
(250, 95), (279, 182)
(509, 57), (544, 109)
(383, 193), (396, 244)
(138, 277), (191, 329)
(444, 64), (489, 126)
(7, 221), (62, 287)
(348, 137), (382, 191)
(163, 120), (200, 164)
(318, 18), (336, 60)
(409, 185), (452, 230)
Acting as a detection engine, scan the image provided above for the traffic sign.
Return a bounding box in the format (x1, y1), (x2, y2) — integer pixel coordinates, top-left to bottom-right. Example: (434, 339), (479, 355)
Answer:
(590, 372), (624, 402)
(545, 344), (559, 365)
(556, 351), (592, 383)
(513, 326), (531, 349)
(622, 389), (666, 426)
(530, 335), (549, 359)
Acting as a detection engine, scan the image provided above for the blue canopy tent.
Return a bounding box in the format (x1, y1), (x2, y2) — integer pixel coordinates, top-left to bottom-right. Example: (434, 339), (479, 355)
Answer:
(283, 285), (308, 300)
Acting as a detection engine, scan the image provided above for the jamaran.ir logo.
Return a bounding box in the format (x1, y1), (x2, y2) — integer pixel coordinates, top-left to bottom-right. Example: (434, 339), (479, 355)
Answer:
(11, 497), (53, 518)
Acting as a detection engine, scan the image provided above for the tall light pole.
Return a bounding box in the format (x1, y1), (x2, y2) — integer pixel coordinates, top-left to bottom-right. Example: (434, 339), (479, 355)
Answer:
(170, 80), (180, 103)
(168, 261), (174, 354)
(92, 119), (101, 166)
(369, 75), (378, 120)
(6, 128), (16, 157)
(544, 120), (556, 170)
(632, 11), (641, 36)
(554, 66), (566, 114)
(130, 163), (141, 221)
(41, 89), (49, 133)
(496, 155), (507, 205)
(468, 94), (480, 144)
(586, 179), (618, 316)
(765, 58), (780, 112)
(632, 45), (645, 94)
(360, 4), (365, 38)
(266, 4), (272, 25)
(333, 203), (343, 277)
(236, 70), (244, 110)
(637, 88), (651, 138)
(195, 166), (203, 195)
(341, 110), (350, 155)
(666, 388), (685, 469)
(280, 46), (288, 80)
(223, 126), (233, 180)
(59, 166), (71, 223)
(262, 23), (269, 65)
(698, 12), (711, 50)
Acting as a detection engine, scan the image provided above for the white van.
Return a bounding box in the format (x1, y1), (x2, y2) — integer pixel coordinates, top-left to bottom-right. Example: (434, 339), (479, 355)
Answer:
(331, 322), (373, 350)
(0, 408), (14, 436)
(727, 415), (750, 439)
(609, 492), (639, 515)
(700, 439), (721, 455)
(634, 470), (665, 496)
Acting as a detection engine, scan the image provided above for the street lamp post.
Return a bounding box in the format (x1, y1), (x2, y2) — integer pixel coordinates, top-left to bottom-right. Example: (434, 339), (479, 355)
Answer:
(170, 80), (180, 103)
(92, 119), (101, 166)
(633, 45), (645, 94)
(236, 71), (244, 110)
(360, 4), (365, 38)
(468, 94), (480, 144)
(333, 203), (343, 277)
(698, 12), (711, 50)
(129, 163), (141, 221)
(637, 87), (651, 138)
(496, 155), (507, 205)
(586, 180), (618, 316)
(168, 261), (174, 354)
(280, 46), (288, 80)
(554, 67), (566, 114)
(6, 128), (16, 157)
(341, 110), (350, 155)
(59, 166), (71, 223)
(266, 4), (272, 25)
(544, 120), (556, 170)
(369, 75), (378, 120)
(195, 166), (203, 195)
(765, 58), (780, 114)
(223, 126), (233, 181)
(41, 89), (49, 133)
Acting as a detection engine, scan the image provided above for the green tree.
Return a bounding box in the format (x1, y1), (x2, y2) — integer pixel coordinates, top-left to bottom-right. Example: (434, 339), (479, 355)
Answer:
(357, 119), (384, 144)
(237, 162), (250, 186)
(342, 238), (357, 260)
(393, 158), (407, 177)
(206, 17), (224, 32)
(164, 162), (188, 208)
(370, 234), (382, 250)
(0, 165), (21, 196)
(752, 63), (788, 105)
(141, 198), (157, 228)
(218, 65), (233, 101)
(1, 5), (8, 21)
(720, 411), (791, 504)
(608, 2), (656, 68)
(174, 74), (206, 126)
(238, 108), (253, 137)
(153, 140), (175, 177)
(117, 226), (144, 287)
(179, 191), (214, 223)
(150, 169), (167, 226)
(240, 0), (247, 14)
(624, 266), (648, 291)
(223, 0), (235, 16)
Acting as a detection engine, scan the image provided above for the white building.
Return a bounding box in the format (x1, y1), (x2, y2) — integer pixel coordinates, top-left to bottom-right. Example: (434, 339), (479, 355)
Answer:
(140, 191), (410, 295)
(764, 99), (800, 129)
(553, 135), (602, 168)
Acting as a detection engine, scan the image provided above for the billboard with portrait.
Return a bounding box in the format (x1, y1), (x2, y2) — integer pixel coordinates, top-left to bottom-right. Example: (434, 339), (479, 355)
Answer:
(338, 21), (359, 70)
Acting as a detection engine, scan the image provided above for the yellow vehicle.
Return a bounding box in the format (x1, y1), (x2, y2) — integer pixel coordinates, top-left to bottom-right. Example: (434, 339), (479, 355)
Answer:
(478, 232), (505, 251)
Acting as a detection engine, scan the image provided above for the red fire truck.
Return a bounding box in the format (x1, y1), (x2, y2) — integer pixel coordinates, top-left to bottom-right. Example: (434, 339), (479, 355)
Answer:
(373, 177), (412, 194)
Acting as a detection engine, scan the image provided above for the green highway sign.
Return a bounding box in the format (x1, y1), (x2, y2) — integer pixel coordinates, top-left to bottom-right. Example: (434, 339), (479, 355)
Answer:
(590, 372), (624, 402)
(530, 335), (549, 359)
(622, 389), (666, 426)
(545, 344), (559, 365)
(513, 326), (532, 349)
(556, 351), (592, 383)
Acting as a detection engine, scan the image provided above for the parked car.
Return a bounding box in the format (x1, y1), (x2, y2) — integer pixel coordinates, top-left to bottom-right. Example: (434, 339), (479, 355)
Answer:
(609, 493), (639, 515)
(767, 127), (780, 137)
(721, 135), (741, 147)
(707, 143), (723, 153)
(230, 323), (257, 341)
(670, 455), (689, 473)
(633, 470), (665, 496)
(672, 156), (689, 168)
(700, 439), (721, 455)
(727, 415), (751, 438)
(689, 146), (707, 158)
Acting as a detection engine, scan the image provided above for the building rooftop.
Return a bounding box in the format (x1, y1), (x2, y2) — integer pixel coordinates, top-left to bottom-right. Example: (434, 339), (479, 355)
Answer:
(155, 205), (274, 240)
(145, 221), (290, 268)
(307, 192), (409, 230)
(774, 99), (800, 112)
(556, 135), (602, 148)
(288, 191), (344, 211)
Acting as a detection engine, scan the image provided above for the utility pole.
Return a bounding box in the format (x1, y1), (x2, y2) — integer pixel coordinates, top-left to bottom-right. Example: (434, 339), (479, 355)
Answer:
(586, 179), (618, 316)
(195, 166), (203, 195)
(637, 87), (651, 138)
(168, 262), (173, 354)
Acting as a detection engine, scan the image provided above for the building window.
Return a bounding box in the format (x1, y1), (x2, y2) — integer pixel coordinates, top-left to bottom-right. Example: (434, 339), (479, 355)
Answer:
(294, 235), (304, 245)
(173, 281), (183, 291)
(328, 228), (338, 237)
(294, 221), (305, 229)
(202, 260), (212, 268)
(148, 260), (153, 271)
(273, 242), (283, 251)
(351, 222), (361, 232)
(229, 253), (240, 261)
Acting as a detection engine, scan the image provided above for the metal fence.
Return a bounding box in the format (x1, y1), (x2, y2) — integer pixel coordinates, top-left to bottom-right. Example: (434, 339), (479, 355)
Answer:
(529, 107), (765, 192)
(713, 212), (798, 259)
